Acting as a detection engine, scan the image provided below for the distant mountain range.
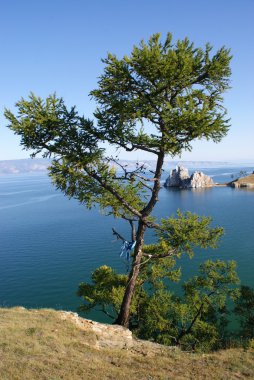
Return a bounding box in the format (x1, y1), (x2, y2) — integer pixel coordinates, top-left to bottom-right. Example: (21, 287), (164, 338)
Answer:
(0, 159), (51, 174)
(0, 158), (250, 175)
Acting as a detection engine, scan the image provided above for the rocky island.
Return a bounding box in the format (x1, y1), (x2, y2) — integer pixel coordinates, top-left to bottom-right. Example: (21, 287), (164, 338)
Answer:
(165, 166), (254, 189)
(164, 166), (214, 189)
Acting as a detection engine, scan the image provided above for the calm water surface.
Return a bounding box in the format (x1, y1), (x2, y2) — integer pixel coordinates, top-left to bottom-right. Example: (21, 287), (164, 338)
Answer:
(0, 164), (254, 322)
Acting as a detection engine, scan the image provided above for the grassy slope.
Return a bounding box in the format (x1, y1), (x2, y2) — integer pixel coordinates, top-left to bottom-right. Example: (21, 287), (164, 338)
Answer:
(0, 307), (253, 380)
(237, 174), (254, 184)
(233, 173), (254, 186)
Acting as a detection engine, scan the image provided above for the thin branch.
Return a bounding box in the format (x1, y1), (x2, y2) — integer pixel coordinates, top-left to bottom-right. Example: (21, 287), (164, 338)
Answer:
(131, 173), (155, 192)
(87, 169), (142, 219)
(133, 173), (157, 182)
(83, 117), (160, 155)
(136, 179), (153, 192)
(112, 228), (126, 242)
(177, 287), (221, 343)
(118, 213), (138, 223)
(107, 136), (159, 155)
(142, 248), (176, 260)
(109, 158), (153, 191)
(100, 305), (115, 319)
(128, 71), (162, 116)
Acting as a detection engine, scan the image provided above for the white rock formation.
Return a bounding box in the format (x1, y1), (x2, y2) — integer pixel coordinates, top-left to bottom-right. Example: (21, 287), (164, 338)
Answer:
(165, 166), (214, 189)
(164, 166), (190, 188)
(189, 171), (214, 188)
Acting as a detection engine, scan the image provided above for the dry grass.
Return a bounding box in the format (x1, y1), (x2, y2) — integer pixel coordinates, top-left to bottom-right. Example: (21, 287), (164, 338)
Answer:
(0, 307), (254, 380)
(237, 174), (254, 184)
(233, 173), (254, 187)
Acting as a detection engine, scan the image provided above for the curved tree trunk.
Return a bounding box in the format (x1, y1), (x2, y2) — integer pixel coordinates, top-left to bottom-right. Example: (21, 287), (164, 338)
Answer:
(114, 220), (146, 327)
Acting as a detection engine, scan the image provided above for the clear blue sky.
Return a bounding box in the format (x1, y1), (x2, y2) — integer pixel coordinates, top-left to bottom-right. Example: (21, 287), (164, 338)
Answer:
(1, 0), (253, 161)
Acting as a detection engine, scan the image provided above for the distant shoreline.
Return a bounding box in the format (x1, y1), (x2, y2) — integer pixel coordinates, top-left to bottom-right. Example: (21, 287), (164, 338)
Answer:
(0, 158), (254, 176)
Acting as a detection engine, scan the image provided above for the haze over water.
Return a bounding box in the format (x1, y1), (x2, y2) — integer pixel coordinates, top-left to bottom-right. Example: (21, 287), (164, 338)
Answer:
(0, 163), (254, 322)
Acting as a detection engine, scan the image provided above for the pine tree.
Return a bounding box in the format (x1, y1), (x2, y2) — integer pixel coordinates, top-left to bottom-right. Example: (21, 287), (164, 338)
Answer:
(4, 33), (232, 327)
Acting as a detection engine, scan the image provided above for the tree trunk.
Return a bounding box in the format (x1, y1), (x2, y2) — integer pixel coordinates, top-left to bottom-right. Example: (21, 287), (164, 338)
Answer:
(115, 151), (165, 327)
(114, 220), (146, 327)
(129, 220), (136, 242)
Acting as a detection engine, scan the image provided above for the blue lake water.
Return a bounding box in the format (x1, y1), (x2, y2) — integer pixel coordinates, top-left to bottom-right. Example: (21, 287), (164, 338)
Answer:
(0, 163), (254, 322)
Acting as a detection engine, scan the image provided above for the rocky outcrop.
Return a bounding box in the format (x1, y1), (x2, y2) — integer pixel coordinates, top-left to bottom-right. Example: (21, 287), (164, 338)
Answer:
(165, 166), (214, 189)
(189, 171), (214, 188)
(60, 311), (174, 353)
(60, 311), (133, 349)
(164, 166), (190, 188)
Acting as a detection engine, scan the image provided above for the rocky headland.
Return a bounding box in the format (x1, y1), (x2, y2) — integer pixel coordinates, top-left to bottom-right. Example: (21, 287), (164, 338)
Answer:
(165, 166), (214, 189)
(228, 173), (254, 188)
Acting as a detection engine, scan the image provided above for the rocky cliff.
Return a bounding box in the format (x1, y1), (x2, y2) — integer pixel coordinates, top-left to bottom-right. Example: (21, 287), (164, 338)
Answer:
(165, 166), (214, 189)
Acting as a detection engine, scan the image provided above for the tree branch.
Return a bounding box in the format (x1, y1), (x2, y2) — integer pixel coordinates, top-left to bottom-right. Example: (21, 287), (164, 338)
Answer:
(100, 305), (115, 319)
(87, 169), (142, 219)
(142, 248), (176, 260)
(112, 228), (126, 242)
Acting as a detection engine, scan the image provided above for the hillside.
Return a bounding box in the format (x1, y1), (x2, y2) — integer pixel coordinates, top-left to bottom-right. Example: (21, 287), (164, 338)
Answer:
(230, 173), (254, 188)
(0, 308), (253, 380)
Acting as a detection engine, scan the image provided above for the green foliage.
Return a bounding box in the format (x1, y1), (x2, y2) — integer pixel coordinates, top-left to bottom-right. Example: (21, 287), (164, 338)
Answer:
(158, 210), (224, 257)
(77, 210), (228, 338)
(77, 210), (228, 344)
(77, 266), (144, 319)
(183, 260), (240, 305)
(78, 266), (126, 319)
(79, 259), (240, 352)
(4, 93), (100, 161)
(137, 260), (239, 351)
(4, 93), (145, 219)
(234, 285), (254, 339)
(138, 211), (224, 290)
(91, 33), (231, 156)
(49, 158), (145, 216)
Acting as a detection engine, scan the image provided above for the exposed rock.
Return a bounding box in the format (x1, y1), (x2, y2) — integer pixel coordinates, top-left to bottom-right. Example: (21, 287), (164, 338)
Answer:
(164, 166), (190, 188)
(60, 311), (133, 349)
(189, 171), (214, 188)
(59, 311), (176, 354)
(165, 166), (214, 189)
